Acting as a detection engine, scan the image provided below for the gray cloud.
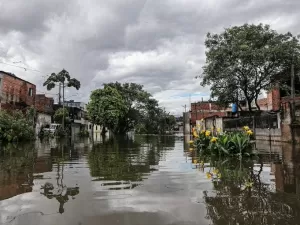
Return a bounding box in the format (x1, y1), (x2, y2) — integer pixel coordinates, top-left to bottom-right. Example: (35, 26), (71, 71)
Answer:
(0, 0), (300, 114)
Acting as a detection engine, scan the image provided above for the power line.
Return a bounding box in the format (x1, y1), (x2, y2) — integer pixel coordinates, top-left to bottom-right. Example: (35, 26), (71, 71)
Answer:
(0, 61), (45, 74)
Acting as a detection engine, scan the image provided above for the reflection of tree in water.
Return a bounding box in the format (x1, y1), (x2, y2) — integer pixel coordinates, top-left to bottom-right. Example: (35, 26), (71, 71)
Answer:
(88, 135), (175, 186)
(203, 158), (300, 225)
(41, 142), (79, 214)
(0, 143), (36, 200)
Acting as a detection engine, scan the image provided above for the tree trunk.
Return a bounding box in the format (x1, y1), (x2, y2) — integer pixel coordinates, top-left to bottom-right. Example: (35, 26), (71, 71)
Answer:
(255, 97), (261, 111)
(101, 126), (107, 136)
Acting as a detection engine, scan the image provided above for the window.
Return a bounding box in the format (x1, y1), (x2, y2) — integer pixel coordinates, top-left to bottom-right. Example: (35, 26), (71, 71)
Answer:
(95, 126), (97, 130)
(89, 124), (92, 129)
(28, 88), (33, 96)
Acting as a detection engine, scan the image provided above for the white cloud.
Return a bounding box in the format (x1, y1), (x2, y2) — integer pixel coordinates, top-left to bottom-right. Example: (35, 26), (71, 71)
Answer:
(0, 0), (299, 114)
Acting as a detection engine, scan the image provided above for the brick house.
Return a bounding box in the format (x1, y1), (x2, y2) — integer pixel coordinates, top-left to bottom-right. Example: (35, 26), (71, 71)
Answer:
(0, 71), (36, 111)
(190, 101), (229, 125)
(35, 94), (54, 114)
(35, 94), (54, 134)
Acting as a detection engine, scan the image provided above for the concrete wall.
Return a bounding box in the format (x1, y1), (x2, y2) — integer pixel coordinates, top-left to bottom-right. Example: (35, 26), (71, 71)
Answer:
(183, 112), (191, 135)
(35, 113), (52, 134)
(255, 128), (282, 141)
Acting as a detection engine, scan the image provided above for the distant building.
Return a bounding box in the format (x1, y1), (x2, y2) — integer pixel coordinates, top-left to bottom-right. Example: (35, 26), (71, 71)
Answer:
(0, 71), (36, 111)
(190, 101), (230, 125)
(35, 94), (54, 134)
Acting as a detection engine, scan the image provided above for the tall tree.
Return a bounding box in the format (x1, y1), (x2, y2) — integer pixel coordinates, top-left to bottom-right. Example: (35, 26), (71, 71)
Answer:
(104, 82), (151, 134)
(201, 23), (300, 111)
(43, 69), (80, 128)
(87, 82), (170, 135)
(87, 86), (127, 134)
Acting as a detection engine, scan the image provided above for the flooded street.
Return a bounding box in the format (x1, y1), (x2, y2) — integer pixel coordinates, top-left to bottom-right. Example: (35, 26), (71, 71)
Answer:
(1, 136), (300, 225)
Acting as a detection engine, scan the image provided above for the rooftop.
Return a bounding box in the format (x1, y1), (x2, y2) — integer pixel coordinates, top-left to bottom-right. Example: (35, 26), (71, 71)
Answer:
(0, 70), (35, 86)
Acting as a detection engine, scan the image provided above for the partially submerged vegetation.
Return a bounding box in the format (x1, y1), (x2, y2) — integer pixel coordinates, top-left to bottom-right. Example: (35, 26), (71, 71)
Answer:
(191, 125), (254, 157)
(0, 109), (35, 142)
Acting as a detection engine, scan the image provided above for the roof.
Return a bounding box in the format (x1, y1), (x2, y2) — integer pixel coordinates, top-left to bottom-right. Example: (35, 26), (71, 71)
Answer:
(0, 70), (35, 86)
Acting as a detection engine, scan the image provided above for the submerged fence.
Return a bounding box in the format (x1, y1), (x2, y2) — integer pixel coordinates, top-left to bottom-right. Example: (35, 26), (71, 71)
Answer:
(223, 113), (279, 130)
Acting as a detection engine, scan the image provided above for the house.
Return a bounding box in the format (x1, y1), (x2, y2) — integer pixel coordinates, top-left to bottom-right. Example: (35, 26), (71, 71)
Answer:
(190, 101), (230, 126)
(0, 71), (36, 111)
(35, 94), (54, 134)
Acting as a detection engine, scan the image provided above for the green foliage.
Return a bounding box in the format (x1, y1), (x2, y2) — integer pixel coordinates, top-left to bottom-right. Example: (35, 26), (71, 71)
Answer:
(87, 85), (127, 134)
(53, 108), (69, 124)
(201, 23), (300, 111)
(43, 69), (80, 91)
(194, 129), (253, 157)
(78, 130), (89, 137)
(87, 82), (172, 134)
(0, 110), (35, 142)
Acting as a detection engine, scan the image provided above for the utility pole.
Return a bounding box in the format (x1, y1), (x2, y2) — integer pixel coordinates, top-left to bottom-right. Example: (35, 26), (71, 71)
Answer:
(58, 83), (61, 105)
(62, 82), (65, 130)
(291, 63), (295, 123)
(182, 104), (187, 113)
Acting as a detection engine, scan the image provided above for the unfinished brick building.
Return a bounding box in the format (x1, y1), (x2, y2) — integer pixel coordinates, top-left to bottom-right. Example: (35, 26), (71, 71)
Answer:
(0, 71), (36, 111)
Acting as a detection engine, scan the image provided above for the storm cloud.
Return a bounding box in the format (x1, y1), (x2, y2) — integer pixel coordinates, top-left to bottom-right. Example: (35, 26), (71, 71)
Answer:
(0, 0), (299, 114)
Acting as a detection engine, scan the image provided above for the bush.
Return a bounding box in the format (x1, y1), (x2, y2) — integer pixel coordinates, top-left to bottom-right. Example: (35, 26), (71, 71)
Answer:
(193, 126), (254, 157)
(0, 110), (35, 142)
(78, 130), (89, 137)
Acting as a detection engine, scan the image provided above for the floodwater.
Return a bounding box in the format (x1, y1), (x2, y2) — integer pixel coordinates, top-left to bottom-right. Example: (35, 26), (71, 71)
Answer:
(1, 135), (300, 225)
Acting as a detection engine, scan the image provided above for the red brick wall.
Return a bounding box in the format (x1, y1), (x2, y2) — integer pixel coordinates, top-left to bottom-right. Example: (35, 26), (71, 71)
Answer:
(35, 94), (54, 114)
(0, 73), (36, 110)
(191, 111), (227, 124)
(191, 102), (224, 111)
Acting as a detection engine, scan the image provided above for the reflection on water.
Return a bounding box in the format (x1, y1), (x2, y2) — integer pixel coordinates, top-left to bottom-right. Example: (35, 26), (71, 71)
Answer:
(1, 136), (300, 224)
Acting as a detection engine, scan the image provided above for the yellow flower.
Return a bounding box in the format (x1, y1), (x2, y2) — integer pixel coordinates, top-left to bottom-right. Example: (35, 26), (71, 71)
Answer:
(206, 172), (212, 179)
(217, 173), (222, 179)
(193, 131), (199, 138)
(217, 128), (221, 133)
(246, 130), (253, 136)
(213, 168), (219, 174)
(243, 126), (250, 131)
(205, 130), (211, 136)
(193, 159), (198, 164)
(210, 137), (218, 143)
(189, 140), (194, 144)
(201, 130), (205, 134)
(189, 148), (194, 151)
(245, 181), (253, 188)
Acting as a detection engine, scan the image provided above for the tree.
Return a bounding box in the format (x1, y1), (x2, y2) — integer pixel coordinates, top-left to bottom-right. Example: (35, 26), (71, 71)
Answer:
(201, 24), (300, 111)
(87, 82), (171, 135)
(53, 108), (69, 124)
(43, 69), (80, 128)
(87, 86), (127, 134)
(104, 82), (151, 134)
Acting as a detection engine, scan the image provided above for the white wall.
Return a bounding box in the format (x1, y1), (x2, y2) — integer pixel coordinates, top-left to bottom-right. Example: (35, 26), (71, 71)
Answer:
(36, 113), (52, 134)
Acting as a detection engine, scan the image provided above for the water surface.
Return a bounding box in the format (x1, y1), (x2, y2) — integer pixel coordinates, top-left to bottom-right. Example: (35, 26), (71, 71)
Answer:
(0, 136), (300, 225)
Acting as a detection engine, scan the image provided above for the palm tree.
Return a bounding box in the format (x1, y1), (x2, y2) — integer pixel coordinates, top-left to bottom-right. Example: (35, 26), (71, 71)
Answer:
(43, 69), (80, 129)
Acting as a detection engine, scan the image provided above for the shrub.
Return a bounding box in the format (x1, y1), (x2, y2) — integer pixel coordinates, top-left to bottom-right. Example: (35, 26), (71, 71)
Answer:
(0, 110), (35, 142)
(78, 130), (89, 137)
(193, 126), (254, 157)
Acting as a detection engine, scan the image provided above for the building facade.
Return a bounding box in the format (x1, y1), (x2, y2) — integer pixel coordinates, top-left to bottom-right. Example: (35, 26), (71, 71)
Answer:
(0, 71), (36, 111)
(190, 101), (229, 125)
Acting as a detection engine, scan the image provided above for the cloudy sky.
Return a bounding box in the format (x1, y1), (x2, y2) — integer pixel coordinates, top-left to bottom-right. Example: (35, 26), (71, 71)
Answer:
(0, 0), (299, 115)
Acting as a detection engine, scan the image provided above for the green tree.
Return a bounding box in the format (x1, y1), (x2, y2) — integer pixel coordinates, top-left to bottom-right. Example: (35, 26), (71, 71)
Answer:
(87, 86), (127, 134)
(201, 23), (300, 111)
(104, 82), (151, 134)
(53, 108), (69, 124)
(43, 69), (80, 128)
(0, 110), (35, 142)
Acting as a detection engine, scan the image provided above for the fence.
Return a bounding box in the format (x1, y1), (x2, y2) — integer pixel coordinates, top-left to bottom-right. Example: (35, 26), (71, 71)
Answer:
(223, 113), (279, 130)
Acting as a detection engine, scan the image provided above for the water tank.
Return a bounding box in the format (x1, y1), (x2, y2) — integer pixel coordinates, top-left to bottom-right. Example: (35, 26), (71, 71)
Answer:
(232, 103), (238, 113)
